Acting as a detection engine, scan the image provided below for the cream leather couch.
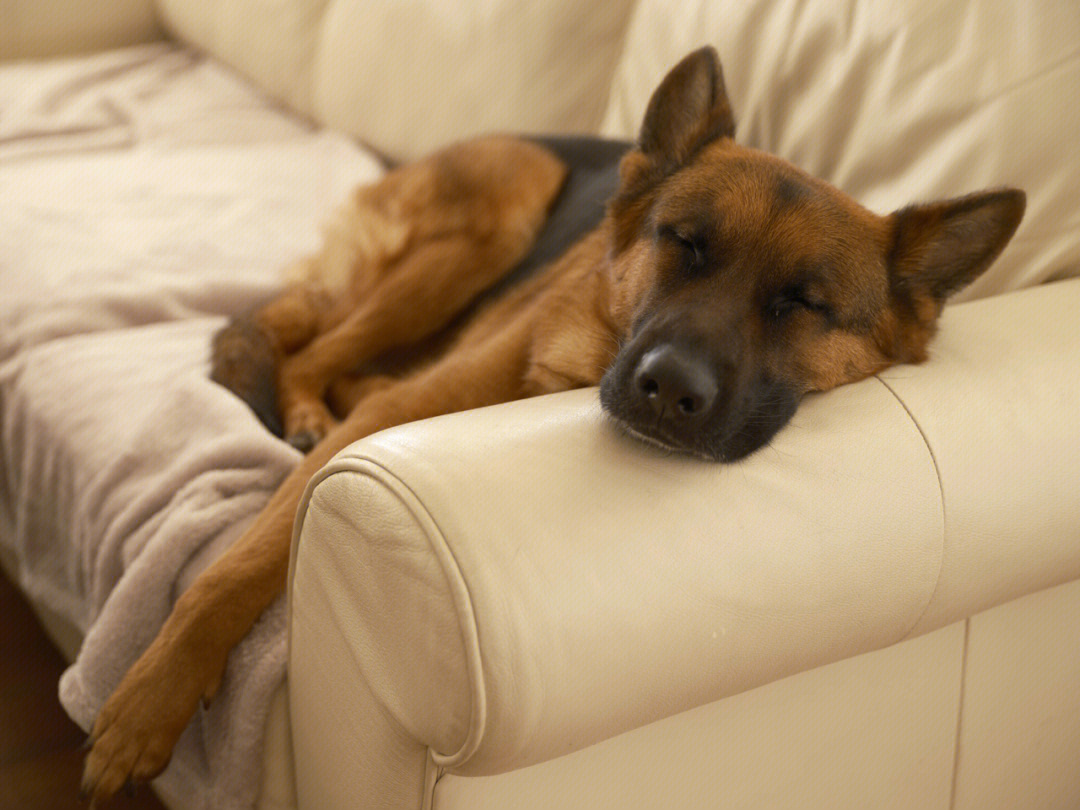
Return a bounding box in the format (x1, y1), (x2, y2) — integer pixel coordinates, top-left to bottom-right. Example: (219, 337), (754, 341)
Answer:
(4, 1), (1080, 809)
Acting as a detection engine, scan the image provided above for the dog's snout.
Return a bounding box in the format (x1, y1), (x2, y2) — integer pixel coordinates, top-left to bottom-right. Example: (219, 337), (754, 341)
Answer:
(633, 345), (718, 419)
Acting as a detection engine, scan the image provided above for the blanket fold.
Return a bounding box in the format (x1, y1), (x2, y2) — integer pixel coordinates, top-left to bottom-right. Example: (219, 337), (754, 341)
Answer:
(0, 44), (384, 809)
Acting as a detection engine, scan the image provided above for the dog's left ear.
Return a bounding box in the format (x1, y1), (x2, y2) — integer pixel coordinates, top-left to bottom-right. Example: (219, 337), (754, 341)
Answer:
(887, 188), (1026, 307)
(638, 46), (736, 171)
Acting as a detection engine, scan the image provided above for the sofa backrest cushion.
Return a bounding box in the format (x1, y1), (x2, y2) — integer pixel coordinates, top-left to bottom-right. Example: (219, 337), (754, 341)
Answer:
(155, 0), (323, 119)
(156, 0), (637, 162)
(2, 0), (161, 60)
(601, 0), (1080, 301)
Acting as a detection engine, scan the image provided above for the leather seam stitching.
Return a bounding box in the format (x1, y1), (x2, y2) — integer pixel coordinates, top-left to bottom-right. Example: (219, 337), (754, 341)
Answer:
(873, 375), (947, 641)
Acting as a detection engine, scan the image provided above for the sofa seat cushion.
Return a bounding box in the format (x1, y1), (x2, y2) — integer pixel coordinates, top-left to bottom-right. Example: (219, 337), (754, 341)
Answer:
(0, 43), (382, 810)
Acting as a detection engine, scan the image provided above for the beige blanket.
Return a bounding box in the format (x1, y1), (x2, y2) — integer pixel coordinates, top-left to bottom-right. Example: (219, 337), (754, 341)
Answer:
(0, 44), (382, 809)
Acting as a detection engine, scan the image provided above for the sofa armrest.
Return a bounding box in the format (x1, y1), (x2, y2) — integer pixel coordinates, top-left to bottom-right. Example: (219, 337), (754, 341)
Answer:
(1, 0), (160, 61)
(287, 279), (1080, 809)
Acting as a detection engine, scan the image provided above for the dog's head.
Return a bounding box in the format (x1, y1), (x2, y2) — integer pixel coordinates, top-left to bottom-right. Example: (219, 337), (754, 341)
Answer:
(599, 46), (1025, 461)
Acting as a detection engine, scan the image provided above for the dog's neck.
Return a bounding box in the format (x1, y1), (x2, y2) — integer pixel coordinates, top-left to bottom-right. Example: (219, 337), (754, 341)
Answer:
(522, 221), (625, 395)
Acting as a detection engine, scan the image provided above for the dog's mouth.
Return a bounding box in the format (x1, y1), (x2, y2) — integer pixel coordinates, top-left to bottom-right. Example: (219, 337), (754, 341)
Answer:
(601, 404), (794, 463)
(605, 412), (721, 461)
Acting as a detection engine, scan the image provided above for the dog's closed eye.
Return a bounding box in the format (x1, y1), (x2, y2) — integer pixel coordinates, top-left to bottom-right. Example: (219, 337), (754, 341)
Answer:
(767, 287), (832, 320)
(657, 224), (706, 269)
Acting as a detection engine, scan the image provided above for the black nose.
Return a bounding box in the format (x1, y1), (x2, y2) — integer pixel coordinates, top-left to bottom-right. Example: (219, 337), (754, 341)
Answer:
(633, 345), (718, 420)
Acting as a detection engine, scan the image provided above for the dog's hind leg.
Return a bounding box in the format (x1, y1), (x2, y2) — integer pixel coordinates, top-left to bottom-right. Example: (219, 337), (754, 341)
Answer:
(210, 278), (326, 437)
(276, 135), (568, 450)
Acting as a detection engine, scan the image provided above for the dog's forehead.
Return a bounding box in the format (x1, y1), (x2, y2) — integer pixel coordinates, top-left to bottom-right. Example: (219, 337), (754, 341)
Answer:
(669, 144), (872, 233)
(657, 142), (884, 265)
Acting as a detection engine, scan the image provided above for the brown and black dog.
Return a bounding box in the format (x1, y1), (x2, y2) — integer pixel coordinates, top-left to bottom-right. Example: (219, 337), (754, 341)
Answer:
(82, 46), (1024, 802)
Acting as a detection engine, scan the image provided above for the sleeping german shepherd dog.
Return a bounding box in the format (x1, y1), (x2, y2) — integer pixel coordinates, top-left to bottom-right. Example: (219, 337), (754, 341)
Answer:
(82, 47), (1024, 802)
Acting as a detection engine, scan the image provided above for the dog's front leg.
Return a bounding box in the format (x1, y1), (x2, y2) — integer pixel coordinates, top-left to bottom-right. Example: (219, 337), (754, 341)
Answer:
(82, 323), (537, 805)
(80, 454), (315, 805)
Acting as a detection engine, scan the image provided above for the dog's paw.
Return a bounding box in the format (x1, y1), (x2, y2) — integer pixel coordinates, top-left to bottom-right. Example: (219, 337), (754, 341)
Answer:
(81, 652), (214, 807)
(82, 711), (176, 807)
(283, 398), (338, 452)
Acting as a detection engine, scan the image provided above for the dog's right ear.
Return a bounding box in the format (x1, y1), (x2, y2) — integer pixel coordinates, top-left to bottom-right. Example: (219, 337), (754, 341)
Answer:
(887, 189), (1026, 306)
(638, 46), (736, 171)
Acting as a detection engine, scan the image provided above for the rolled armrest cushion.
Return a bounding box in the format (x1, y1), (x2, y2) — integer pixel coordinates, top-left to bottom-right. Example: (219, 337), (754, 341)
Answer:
(289, 278), (1080, 776)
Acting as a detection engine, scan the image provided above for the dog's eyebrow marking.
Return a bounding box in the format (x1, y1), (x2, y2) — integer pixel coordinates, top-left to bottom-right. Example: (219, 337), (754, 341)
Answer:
(774, 259), (836, 307)
(794, 258), (834, 285)
(775, 174), (813, 208)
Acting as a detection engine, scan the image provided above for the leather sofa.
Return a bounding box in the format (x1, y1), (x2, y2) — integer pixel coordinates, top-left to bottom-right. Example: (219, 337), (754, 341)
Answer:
(3, 1), (1079, 809)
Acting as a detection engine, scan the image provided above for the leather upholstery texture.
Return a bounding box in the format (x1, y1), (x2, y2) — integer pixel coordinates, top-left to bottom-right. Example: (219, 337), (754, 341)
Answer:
(153, 0), (637, 161)
(0, 0), (160, 59)
(432, 580), (1080, 810)
(292, 380), (941, 774)
(289, 279), (1080, 808)
(434, 621), (970, 810)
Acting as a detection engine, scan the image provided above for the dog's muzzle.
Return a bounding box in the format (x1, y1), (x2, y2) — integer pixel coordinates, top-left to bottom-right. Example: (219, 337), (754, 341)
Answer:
(599, 338), (799, 462)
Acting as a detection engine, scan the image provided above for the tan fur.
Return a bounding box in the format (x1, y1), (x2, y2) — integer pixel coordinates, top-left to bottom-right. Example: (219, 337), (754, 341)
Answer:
(269, 136), (569, 443)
